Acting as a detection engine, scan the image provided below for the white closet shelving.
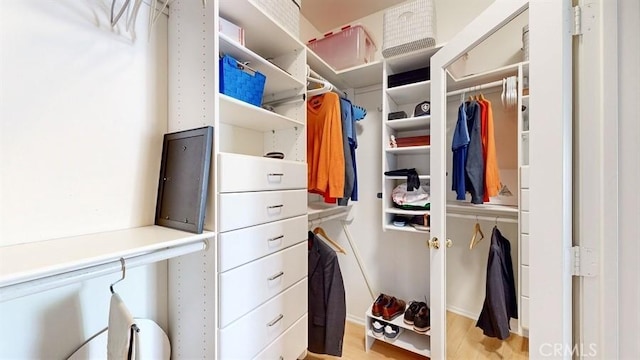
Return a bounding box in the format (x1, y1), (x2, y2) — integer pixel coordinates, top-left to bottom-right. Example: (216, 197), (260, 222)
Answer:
(168, 0), (309, 358)
(306, 48), (383, 89)
(381, 46), (444, 235)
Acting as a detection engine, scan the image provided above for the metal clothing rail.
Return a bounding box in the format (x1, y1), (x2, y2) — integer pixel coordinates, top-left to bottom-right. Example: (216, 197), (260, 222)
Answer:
(446, 79), (503, 97)
(446, 212), (519, 224)
(308, 68), (347, 97)
(0, 241), (207, 303)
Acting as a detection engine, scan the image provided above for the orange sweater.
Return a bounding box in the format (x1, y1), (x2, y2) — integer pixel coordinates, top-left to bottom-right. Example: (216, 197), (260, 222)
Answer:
(479, 98), (501, 199)
(307, 93), (345, 198)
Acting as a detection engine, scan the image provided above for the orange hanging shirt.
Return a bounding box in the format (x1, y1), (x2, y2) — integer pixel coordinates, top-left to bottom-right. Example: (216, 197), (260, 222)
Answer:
(479, 98), (501, 199)
(307, 93), (345, 199)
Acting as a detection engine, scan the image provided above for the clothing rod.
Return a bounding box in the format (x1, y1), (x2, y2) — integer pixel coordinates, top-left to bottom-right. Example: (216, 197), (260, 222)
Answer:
(308, 211), (350, 227)
(262, 93), (306, 106)
(308, 69), (346, 96)
(0, 241), (207, 303)
(446, 79), (504, 97)
(446, 212), (518, 224)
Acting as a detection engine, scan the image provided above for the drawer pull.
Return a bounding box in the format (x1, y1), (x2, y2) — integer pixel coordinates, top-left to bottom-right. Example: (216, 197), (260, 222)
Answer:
(268, 235), (284, 242)
(267, 204), (284, 209)
(268, 173), (284, 177)
(267, 271), (284, 281)
(267, 314), (284, 327)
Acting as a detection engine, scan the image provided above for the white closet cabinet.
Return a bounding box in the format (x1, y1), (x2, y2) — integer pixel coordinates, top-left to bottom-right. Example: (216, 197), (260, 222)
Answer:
(167, 1), (309, 358)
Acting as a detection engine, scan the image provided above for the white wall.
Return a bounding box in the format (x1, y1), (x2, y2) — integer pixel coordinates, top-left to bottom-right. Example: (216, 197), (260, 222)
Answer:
(0, 1), (168, 357)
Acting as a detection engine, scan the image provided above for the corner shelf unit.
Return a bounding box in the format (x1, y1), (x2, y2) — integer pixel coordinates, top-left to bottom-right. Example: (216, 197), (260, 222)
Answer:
(306, 48), (383, 89)
(381, 47), (443, 233)
(365, 308), (431, 357)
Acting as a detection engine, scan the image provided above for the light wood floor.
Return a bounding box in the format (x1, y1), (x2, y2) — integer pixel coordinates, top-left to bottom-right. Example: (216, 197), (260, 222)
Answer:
(305, 312), (528, 360)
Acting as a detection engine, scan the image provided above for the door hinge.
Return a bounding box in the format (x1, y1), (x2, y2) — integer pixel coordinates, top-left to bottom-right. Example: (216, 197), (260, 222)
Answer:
(572, 5), (582, 36)
(571, 246), (597, 277)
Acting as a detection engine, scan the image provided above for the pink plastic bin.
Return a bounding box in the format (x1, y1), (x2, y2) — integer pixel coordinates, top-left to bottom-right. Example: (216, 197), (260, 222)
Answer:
(308, 25), (376, 70)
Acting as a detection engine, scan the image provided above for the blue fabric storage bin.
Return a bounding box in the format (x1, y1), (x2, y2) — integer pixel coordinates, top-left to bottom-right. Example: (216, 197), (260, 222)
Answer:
(219, 55), (266, 107)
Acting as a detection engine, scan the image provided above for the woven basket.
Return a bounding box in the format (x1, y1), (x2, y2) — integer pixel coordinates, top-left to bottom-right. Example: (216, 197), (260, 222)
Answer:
(252, 0), (301, 38)
(219, 55), (266, 107)
(382, 0), (436, 58)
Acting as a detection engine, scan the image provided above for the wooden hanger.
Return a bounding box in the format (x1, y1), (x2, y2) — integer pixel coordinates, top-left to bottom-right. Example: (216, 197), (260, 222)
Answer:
(313, 227), (347, 254)
(469, 220), (485, 250)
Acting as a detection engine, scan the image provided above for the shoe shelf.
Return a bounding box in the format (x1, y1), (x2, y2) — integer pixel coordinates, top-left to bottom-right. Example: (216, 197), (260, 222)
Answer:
(364, 308), (431, 357)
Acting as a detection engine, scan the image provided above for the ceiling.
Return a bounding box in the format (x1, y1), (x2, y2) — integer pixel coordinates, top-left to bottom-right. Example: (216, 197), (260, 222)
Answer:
(301, 0), (406, 33)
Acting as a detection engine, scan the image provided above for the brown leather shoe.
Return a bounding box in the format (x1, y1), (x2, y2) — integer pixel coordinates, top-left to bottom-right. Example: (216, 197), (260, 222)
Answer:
(382, 297), (406, 321)
(371, 293), (391, 317)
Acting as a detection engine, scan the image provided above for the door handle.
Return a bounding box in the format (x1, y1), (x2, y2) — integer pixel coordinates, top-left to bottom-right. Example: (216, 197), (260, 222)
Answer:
(446, 238), (453, 248)
(428, 237), (440, 249)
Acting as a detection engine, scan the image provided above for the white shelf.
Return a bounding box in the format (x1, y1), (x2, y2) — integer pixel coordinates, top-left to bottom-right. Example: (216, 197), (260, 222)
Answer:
(385, 175), (430, 181)
(366, 329), (431, 357)
(306, 48), (384, 89)
(385, 224), (430, 234)
(385, 116), (431, 131)
(385, 146), (431, 155)
(219, 34), (304, 95)
(365, 308), (431, 357)
(307, 202), (352, 223)
(385, 208), (430, 216)
(219, 94), (303, 131)
(386, 80), (431, 105)
(446, 202), (518, 217)
(0, 226), (213, 288)
(385, 44), (446, 74)
(219, 0), (303, 59)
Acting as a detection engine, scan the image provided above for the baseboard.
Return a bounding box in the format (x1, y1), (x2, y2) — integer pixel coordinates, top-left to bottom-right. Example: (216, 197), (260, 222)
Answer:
(346, 313), (366, 326)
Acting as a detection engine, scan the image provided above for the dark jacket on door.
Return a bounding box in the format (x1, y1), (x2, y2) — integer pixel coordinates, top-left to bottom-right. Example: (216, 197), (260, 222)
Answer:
(308, 231), (346, 356)
(476, 226), (518, 340)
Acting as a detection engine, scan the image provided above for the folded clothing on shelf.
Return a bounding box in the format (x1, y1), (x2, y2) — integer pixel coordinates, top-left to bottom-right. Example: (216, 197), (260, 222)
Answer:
(384, 168), (420, 191)
(390, 135), (431, 147)
(392, 182), (430, 209)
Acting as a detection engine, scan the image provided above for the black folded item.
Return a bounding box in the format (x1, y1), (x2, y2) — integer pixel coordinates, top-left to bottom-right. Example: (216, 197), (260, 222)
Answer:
(388, 111), (408, 120)
(264, 151), (284, 159)
(384, 168), (420, 191)
(388, 67), (430, 88)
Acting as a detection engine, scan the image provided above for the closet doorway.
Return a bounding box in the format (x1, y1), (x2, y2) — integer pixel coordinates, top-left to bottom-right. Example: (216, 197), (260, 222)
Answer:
(430, 0), (574, 359)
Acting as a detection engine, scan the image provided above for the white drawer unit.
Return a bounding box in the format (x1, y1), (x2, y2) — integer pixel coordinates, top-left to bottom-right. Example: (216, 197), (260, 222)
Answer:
(218, 215), (307, 272)
(219, 242), (307, 328)
(521, 211), (529, 234)
(520, 189), (530, 211)
(218, 189), (308, 232)
(253, 314), (309, 360)
(218, 153), (307, 192)
(219, 278), (308, 360)
(521, 295), (530, 329)
(521, 234), (529, 266)
(521, 265), (530, 297)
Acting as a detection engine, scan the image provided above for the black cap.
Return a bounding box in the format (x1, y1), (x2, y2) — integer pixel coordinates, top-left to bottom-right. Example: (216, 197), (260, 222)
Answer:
(414, 101), (430, 117)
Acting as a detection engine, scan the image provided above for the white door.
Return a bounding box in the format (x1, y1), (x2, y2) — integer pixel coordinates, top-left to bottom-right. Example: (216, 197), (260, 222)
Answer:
(430, 1), (574, 359)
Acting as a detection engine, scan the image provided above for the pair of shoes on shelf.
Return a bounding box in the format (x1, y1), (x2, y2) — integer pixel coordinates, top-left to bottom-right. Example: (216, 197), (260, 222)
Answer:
(372, 293), (407, 321)
(404, 300), (430, 333)
(371, 319), (402, 341)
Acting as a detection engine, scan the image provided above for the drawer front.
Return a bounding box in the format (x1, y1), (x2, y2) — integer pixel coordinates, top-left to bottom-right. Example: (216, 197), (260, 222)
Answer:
(521, 265), (530, 297)
(521, 211), (529, 234)
(219, 278), (308, 360)
(218, 215), (307, 272)
(521, 296), (530, 329)
(219, 242), (307, 328)
(219, 190), (307, 232)
(253, 314), (308, 360)
(521, 234), (529, 266)
(218, 153), (306, 192)
(520, 166), (530, 189)
(520, 189), (530, 211)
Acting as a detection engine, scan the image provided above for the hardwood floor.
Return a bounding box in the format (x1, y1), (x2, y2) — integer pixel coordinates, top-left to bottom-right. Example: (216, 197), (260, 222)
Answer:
(304, 312), (528, 360)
